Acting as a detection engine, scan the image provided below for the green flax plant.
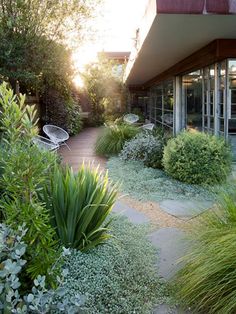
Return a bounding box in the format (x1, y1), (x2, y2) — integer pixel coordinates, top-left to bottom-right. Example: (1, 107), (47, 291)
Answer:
(43, 164), (117, 251)
(175, 193), (236, 314)
(0, 82), (58, 282)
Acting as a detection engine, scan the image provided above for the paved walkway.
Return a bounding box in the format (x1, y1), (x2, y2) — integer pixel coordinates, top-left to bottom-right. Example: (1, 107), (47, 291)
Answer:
(59, 127), (106, 172)
(60, 127), (197, 313)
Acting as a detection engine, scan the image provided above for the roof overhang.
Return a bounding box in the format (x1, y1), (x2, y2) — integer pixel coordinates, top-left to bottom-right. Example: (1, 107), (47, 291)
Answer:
(124, 1), (236, 86)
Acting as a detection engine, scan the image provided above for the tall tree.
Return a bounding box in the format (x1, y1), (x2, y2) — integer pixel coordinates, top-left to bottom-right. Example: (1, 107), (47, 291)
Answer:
(82, 54), (127, 125)
(0, 0), (101, 91)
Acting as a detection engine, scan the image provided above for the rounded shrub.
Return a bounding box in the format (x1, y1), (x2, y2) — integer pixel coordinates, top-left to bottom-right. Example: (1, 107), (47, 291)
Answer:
(163, 131), (232, 185)
(120, 132), (164, 169)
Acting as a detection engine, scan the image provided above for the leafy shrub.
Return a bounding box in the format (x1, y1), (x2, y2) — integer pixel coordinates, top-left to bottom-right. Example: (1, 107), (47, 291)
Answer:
(95, 123), (139, 156)
(163, 131), (232, 185)
(0, 83), (58, 281)
(65, 97), (83, 135)
(41, 88), (83, 136)
(0, 223), (84, 313)
(120, 132), (164, 169)
(61, 216), (170, 313)
(175, 194), (236, 314)
(43, 165), (117, 251)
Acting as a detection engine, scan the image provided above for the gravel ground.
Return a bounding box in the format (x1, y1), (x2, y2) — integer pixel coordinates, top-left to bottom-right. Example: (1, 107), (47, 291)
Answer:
(119, 195), (189, 229)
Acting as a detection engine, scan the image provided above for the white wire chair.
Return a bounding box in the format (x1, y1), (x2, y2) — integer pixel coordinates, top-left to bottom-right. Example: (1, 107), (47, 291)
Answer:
(123, 113), (139, 124)
(33, 135), (59, 151)
(140, 123), (155, 131)
(43, 124), (70, 149)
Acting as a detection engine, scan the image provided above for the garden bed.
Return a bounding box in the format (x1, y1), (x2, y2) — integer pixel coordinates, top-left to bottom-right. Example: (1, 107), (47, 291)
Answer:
(61, 215), (172, 313)
(107, 157), (218, 203)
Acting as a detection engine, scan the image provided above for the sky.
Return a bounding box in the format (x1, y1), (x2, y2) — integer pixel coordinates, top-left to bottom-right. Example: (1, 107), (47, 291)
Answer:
(72, 0), (148, 76)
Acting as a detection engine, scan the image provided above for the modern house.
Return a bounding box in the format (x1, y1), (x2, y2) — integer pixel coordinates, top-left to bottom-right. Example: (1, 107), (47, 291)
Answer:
(124, 0), (236, 147)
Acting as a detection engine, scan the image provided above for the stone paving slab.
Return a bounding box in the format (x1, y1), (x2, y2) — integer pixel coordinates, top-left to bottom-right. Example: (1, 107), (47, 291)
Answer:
(112, 200), (149, 225)
(160, 199), (213, 220)
(149, 227), (189, 280)
(153, 304), (191, 314)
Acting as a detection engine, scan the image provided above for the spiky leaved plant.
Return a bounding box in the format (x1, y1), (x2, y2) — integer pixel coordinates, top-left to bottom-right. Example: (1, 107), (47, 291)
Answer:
(43, 164), (117, 251)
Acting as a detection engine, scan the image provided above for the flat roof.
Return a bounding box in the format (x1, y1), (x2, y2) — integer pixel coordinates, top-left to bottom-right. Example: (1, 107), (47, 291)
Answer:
(124, 0), (236, 86)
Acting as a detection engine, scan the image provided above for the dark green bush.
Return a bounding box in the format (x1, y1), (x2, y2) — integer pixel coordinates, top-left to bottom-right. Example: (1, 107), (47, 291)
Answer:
(43, 164), (117, 251)
(41, 88), (83, 135)
(0, 83), (58, 282)
(95, 123), (139, 156)
(66, 98), (83, 135)
(175, 194), (236, 314)
(163, 131), (232, 185)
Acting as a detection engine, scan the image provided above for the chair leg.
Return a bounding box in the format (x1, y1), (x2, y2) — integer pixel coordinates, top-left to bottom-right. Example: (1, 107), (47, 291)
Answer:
(62, 142), (71, 151)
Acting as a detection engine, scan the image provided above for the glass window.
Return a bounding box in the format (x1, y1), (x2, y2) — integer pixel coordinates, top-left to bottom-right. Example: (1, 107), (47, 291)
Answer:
(182, 70), (202, 131)
(228, 60), (236, 136)
(149, 80), (174, 129)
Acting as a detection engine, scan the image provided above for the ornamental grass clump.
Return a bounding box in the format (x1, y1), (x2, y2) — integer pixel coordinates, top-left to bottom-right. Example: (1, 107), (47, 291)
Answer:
(163, 130), (232, 185)
(95, 123), (139, 156)
(120, 132), (164, 169)
(175, 194), (236, 314)
(43, 165), (117, 251)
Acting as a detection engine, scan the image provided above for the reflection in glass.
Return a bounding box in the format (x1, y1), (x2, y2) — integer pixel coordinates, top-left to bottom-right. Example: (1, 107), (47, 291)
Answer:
(228, 60), (236, 134)
(149, 80), (174, 129)
(182, 70), (202, 130)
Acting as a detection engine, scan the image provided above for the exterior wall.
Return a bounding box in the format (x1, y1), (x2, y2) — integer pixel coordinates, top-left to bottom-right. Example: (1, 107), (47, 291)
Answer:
(157, 0), (205, 14)
(146, 58), (236, 147)
(156, 0), (236, 14)
(144, 39), (236, 88)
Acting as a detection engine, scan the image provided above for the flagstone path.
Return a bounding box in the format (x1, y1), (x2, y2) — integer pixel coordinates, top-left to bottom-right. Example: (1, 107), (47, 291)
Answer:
(60, 127), (212, 313)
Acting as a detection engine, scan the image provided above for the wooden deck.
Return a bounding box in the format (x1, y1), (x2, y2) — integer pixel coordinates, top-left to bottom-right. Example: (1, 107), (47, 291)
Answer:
(59, 127), (107, 172)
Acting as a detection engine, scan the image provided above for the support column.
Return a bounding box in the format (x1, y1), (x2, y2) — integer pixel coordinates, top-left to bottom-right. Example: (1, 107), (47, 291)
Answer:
(174, 76), (182, 135)
(214, 63), (219, 135)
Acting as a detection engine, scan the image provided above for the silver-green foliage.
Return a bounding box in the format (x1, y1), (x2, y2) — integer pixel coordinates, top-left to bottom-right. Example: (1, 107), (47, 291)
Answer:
(0, 224), (84, 313)
(175, 194), (236, 314)
(0, 223), (27, 312)
(120, 132), (164, 169)
(61, 216), (170, 313)
(107, 157), (214, 203)
(163, 131), (232, 185)
(43, 165), (117, 251)
(95, 123), (139, 156)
